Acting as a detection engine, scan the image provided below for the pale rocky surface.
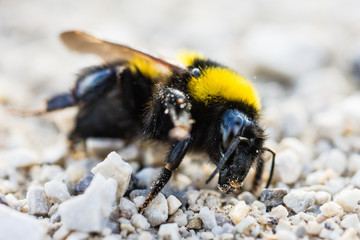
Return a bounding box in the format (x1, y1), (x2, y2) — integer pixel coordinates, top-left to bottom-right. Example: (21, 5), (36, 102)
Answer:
(1, 0), (360, 239)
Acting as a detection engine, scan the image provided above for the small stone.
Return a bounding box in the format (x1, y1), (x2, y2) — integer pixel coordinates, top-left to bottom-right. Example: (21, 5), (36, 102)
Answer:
(319, 218), (343, 239)
(323, 149), (347, 176)
(53, 225), (70, 240)
(276, 229), (297, 240)
(44, 180), (70, 203)
(237, 191), (256, 204)
(131, 213), (150, 230)
(320, 202), (344, 218)
(198, 206), (217, 230)
(133, 196), (146, 208)
(73, 174), (93, 195)
(270, 205), (288, 219)
(305, 169), (337, 185)
(119, 197), (137, 219)
(339, 228), (358, 240)
(306, 220), (322, 235)
(135, 167), (161, 188)
(351, 169), (360, 188)
(347, 154), (360, 174)
(229, 201), (251, 224)
(4, 148), (40, 168)
(66, 232), (89, 240)
(169, 209), (188, 227)
(186, 217), (202, 230)
(335, 189), (360, 212)
(86, 138), (125, 157)
(275, 149), (302, 184)
(117, 144), (139, 161)
(341, 214), (360, 229)
(138, 231), (153, 240)
(167, 195), (182, 215)
(260, 188), (288, 209)
(0, 205), (47, 240)
(200, 232), (215, 240)
(65, 163), (89, 184)
(26, 186), (51, 216)
(235, 216), (259, 237)
(59, 174), (117, 232)
(143, 193), (168, 227)
(283, 190), (316, 213)
(158, 223), (180, 240)
(91, 151), (132, 199)
(315, 191), (331, 205)
(120, 218), (135, 233)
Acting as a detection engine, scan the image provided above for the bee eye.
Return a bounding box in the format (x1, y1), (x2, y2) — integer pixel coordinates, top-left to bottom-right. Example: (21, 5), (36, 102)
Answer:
(191, 68), (201, 77)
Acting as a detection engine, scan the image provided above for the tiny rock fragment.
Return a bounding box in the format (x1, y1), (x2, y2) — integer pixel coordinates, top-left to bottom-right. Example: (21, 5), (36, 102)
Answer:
(229, 201), (251, 224)
(167, 195), (182, 215)
(186, 217), (202, 230)
(260, 188), (288, 209)
(341, 214), (360, 229)
(119, 197), (137, 219)
(306, 220), (322, 236)
(135, 167), (161, 188)
(131, 213), (150, 230)
(158, 223), (181, 240)
(314, 191), (331, 205)
(44, 180), (71, 203)
(138, 231), (153, 240)
(91, 151), (132, 199)
(276, 229), (297, 240)
(270, 205), (288, 219)
(275, 149), (302, 184)
(0, 204), (46, 240)
(335, 188), (360, 212)
(320, 201), (344, 218)
(86, 137), (125, 157)
(198, 206), (217, 230)
(283, 190), (316, 213)
(26, 185), (51, 216)
(59, 174), (117, 232)
(143, 193), (168, 227)
(235, 216), (259, 237)
(169, 209), (188, 227)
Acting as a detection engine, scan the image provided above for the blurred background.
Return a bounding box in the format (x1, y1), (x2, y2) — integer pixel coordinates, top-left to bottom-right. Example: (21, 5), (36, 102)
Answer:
(0, 0), (359, 162)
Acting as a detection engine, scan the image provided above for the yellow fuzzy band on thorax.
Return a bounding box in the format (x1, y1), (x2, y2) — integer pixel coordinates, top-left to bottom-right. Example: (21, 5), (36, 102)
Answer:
(129, 57), (161, 79)
(188, 67), (261, 111)
(177, 50), (204, 66)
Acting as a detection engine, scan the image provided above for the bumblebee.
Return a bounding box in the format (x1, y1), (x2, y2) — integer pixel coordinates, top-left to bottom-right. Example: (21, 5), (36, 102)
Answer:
(30, 31), (275, 212)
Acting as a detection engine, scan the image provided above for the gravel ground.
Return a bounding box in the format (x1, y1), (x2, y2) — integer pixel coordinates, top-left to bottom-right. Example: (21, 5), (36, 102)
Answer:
(1, 1), (360, 240)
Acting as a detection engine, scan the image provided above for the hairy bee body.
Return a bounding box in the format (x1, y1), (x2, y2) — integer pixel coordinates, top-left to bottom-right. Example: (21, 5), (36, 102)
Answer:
(36, 31), (275, 211)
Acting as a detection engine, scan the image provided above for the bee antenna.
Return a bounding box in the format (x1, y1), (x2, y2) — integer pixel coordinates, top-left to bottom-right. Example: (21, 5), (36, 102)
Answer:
(262, 147), (276, 188)
(205, 136), (249, 184)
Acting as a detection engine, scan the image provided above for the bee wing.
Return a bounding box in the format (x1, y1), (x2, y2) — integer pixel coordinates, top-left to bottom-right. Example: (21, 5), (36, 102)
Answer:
(60, 30), (186, 74)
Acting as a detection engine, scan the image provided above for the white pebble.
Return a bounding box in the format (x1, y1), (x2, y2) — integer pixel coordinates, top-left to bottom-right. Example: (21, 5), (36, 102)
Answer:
(339, 228), (358, 240)
(144, 193), (168, 227)
(335, 189), (360, 212)
(26, 186), (51, 216)
(119, 197), (137, 218)
(235, 216), (259, 237)
(135, 167), (161, 188)
(0, 205), (46, 240)
(323, 149), (347, 176)
(198, 206), (217, 230)
(131, 214), (150, 230)
(315, 191), (331, 205)
(138, 231), (153, 240)
(3, 148), (40, 168)
(91, 151), (132, 199)
(320, 202), (344, 218)
(86, 138), (125, 157)
(170, 209), (188, 227)
(167, 195), (182, 215)
(275, 149), (302, 184)
(44, 180), (70, 203)
(229, 201), (251, 224)
(117, 144), (139, 160)
(283, 190), (316, 213)
(133, 196), (146, 208)
(341, 214), (360, 229)
(347, 154), (360, 174)
(59, 174), (117, 232)
(158, 223), (180, 240)
(276, 229), (297, 240)
(306, 220), (322, 235)
(351, 169), (360, 188)
(270, 205), (288, 219)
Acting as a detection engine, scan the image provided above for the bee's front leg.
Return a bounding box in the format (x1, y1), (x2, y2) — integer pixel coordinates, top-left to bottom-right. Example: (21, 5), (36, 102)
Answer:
(139, 136), (191, 213)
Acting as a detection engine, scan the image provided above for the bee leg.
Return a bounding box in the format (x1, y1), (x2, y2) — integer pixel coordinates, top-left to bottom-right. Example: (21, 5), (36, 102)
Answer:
(139, 136), (191, 213)
(253, 157), (264, 190)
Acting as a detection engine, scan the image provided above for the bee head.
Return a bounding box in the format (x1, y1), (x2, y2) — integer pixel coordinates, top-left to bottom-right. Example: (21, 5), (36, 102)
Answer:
(206, 109), (264, 193)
